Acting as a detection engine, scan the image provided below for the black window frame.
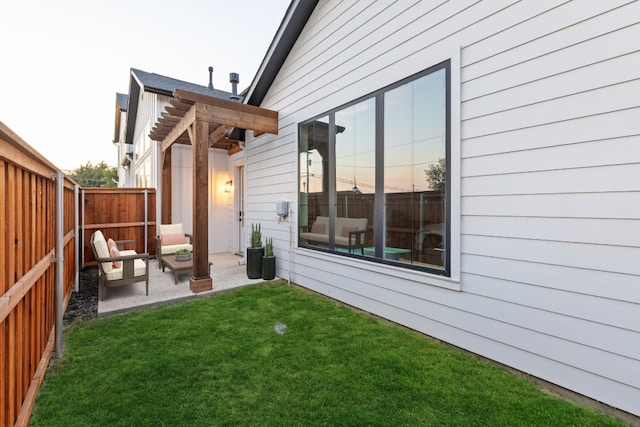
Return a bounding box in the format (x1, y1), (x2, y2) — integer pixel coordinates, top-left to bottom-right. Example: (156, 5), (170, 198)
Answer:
(298, 59), (451, 277)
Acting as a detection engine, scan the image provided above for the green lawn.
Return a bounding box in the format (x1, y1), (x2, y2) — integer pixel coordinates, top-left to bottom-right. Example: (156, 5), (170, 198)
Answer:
(31, 282), (627, 426)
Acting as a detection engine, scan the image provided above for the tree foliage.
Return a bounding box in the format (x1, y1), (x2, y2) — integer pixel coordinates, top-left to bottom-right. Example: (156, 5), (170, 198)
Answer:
(69, 161), (117, 188)
(424, 158), (446, 192)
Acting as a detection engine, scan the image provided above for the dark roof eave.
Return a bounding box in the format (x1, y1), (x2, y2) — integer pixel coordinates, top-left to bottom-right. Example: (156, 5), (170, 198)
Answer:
(124, 72), (140, 145)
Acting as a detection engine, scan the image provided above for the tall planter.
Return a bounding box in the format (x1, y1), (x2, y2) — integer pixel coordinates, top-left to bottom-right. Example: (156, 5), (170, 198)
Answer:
(262, 256), (276, 280)
(246, 247), (264, 279)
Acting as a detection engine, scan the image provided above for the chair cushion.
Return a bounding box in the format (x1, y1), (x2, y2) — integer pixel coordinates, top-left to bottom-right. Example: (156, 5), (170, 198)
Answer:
(341, 226), (357, 237)
(92, 231), (113, 273)
(311, 222), (325, 234)
(105, 258), (147, 281)
(158, 223), (185, 236)
(94, 230), (106, 242)
(107, 238), (117, 251)
(110, 245), (122, 268)
(162, 232), (185, 245)
(160, 243), (193, 255)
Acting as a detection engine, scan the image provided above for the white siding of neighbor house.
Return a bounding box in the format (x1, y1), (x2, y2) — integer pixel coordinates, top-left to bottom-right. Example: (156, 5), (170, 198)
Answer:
(243, 0), (640, 416)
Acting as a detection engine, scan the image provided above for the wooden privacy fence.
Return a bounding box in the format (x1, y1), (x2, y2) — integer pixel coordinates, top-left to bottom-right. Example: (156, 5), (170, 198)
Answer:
(0, 122), (77, 427)
(80, 188), (156, 266)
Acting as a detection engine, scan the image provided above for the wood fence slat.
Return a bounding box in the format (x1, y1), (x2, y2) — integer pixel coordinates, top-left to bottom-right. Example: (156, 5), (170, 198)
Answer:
(16, 302), (24, 419)
(27, 291), (35, 404)
(16, 169), (24, 281)
(8, 164), (16, 296)
(1, 316), (6, 427)
(8, 311), (16, 425)
(29, 175), (36, 268)
(1, 161), (6, 294)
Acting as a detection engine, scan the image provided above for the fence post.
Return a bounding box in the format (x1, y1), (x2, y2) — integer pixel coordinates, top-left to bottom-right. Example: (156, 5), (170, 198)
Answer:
(144, 189), (149, 254)
(54, 171), (64, 357)
(74, 184), (80, 292)
(81, 188), (85, 268)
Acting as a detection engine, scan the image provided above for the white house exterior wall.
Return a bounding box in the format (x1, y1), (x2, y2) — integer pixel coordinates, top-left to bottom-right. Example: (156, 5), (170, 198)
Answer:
(245, 0), (640, 416)
(116, 111), (128, 187)
(171, 144), (233, 254)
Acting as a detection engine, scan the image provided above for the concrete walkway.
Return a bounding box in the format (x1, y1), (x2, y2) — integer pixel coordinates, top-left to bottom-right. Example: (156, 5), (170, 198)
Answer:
(98, 253), (265, 317)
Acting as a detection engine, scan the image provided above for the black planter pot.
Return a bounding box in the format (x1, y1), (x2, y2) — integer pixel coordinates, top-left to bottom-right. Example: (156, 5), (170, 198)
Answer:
(246, 247), (264, 279)
(262, 256), (276, 280)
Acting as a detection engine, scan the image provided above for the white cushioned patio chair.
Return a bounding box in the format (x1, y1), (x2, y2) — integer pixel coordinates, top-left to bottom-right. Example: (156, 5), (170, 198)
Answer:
(156, 223), (193, 269)
(90, 230), (149, 301)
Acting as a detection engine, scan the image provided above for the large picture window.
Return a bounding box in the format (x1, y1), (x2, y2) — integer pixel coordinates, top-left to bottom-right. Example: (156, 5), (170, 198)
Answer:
(299, 60), (450, 275)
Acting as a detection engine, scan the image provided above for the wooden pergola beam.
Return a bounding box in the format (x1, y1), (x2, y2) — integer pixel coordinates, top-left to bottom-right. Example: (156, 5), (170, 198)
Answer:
(160, 104), (196, 152)
(174, 89), (278, 135)
(168, 98), (192, 111)
(165, 106), (187, 116)
(195, 104), (277, 135)
(208, 125), (231, 147)
(227, 144), (243, 155)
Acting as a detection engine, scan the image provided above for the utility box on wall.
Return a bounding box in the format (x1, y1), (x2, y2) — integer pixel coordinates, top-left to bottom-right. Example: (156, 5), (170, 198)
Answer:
(276, 200), (288, 217)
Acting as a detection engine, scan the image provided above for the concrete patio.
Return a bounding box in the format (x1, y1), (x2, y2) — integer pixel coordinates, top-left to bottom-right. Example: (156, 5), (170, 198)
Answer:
(98, 253), (266, 317)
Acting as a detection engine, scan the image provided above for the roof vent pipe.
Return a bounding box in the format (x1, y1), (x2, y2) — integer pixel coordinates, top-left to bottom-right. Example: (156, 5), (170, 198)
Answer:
(230, 72), (240, 101)
(208, 66), (214, 90)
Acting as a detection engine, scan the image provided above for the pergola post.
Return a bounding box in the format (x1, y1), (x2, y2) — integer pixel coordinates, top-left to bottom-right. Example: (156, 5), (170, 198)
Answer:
(189, 118), (213, 292)
(161, 149), (172, 225)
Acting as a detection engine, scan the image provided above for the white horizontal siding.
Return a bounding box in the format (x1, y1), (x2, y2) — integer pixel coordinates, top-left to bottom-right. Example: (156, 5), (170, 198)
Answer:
(463, 163), (640, 195)
(463, 52), (640, 120)
(463, 216), (639, 248)
(462, 192), (638, 219)
(463, 136), (640, 176)
(463, 107), (640, 157)
(249, 0), (640, 416)
(463, 0), (638, 82)
(463, 78), (640, 138)
(462, 254), (640, 303)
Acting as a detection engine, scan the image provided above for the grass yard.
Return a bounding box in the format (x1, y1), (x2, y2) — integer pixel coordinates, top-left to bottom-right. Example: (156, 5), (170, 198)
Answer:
(31, 282), (628, 426)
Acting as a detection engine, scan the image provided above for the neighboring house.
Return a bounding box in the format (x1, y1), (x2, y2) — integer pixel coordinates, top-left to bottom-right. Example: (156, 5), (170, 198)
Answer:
(113, 92), (129, 187)
(114, 67), (242, 249)
(233, 0), (639, 418)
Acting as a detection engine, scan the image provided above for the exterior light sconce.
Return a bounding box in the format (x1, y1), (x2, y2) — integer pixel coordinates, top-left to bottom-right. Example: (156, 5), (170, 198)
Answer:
(224, 180), (233, 193)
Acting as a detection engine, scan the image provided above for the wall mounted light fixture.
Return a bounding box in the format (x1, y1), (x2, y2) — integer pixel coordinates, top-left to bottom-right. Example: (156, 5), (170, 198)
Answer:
(224, 180), (233, 193)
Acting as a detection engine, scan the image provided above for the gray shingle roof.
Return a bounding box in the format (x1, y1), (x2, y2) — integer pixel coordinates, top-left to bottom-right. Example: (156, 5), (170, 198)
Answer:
(116, 93), (128, 111)
(131, 68), (239, 101)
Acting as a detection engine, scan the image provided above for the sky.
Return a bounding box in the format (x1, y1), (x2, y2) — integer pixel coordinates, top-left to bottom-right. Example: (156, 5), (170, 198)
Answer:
(0, 0), (290, 172)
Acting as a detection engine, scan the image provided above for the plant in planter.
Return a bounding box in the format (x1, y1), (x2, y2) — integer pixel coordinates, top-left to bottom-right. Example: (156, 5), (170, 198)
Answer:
(262, 237), (276, 280)
(246, 223), (264, 279)
(175, 248), (192, 261)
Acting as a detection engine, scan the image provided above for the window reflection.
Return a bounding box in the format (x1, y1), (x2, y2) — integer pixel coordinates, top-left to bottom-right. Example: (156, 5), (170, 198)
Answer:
(384, 69), (446, 269)
(299, 117), (330, 250)
(298, 61), (449, 275)
(335, 98), (375, 254)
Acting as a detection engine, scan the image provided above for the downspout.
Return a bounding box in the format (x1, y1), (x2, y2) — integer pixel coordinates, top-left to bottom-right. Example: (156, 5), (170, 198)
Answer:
(74, 184), (79, 292)
(239, 139), (247, 265)
(54, 171), (64, 357)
